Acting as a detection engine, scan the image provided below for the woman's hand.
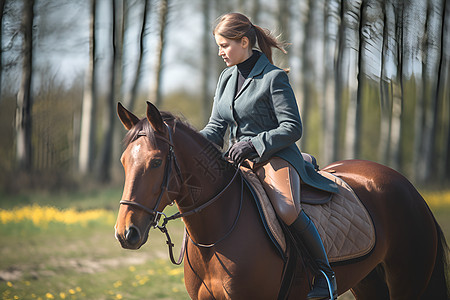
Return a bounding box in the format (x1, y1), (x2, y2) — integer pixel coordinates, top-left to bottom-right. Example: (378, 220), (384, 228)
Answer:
(228, 141), (258, 165)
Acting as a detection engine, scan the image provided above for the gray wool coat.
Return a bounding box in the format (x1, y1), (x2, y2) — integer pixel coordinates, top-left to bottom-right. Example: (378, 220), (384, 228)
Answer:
(200, 53), (338, 194)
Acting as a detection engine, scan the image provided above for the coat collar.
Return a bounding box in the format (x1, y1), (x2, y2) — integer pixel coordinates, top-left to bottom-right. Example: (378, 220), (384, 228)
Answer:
(234, 52), (270, 99)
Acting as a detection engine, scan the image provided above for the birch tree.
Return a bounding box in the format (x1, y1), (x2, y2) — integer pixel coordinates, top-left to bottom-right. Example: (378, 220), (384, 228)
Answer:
(78, 0), (97, 175)
(341, 0), (362, 160)
(97, 0), (123, 182)
(0, 0), (6, 99)
(409, 0), (428, 181)
(379, 0), (395, 165)
(322, 0), (341, 165)
(387, 0), (405, 171)
(300, 0), (319, 150)
(15, 0), (35, 170)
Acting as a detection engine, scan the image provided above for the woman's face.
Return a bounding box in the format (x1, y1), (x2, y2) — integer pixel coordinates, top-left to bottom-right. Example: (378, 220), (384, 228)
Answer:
(215, 35), (252, 67)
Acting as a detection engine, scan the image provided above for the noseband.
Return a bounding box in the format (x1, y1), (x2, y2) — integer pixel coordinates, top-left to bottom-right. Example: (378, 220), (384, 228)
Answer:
(120, 123), (183, 228)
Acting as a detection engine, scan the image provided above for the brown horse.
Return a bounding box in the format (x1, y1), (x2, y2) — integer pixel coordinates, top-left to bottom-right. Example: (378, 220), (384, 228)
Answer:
(114, 102), (449, 300)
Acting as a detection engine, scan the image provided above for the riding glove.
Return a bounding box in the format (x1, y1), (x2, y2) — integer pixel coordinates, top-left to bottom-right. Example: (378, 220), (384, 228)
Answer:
(228, 140), (258, 164)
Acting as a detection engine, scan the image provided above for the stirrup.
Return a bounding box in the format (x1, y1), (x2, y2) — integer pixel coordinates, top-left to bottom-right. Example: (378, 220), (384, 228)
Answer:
(319, 269), (336, 300)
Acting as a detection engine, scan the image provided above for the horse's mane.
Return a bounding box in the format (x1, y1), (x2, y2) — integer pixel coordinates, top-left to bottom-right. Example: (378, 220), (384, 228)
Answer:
(122, 111), (214, 153)
(122, 111), (230, 171)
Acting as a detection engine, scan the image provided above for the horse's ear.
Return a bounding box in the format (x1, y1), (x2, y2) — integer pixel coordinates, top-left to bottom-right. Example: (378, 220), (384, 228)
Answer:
(117, 102), (140, 130)
(146, 101), (165, 133)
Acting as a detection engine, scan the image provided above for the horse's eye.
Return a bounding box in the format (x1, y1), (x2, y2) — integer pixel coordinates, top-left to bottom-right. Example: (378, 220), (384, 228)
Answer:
(150, 159), (162, 169)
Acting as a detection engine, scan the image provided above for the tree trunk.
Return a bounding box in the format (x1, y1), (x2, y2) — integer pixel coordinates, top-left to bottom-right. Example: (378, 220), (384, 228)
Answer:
(379, 5), (390, 164)
(277, 0), (291, 69)
(0, 0), (6, 101)
(201, 0), (212, 124)
(15, 0), (34, 171)
(78, 0), (97, 175)
(437, 0), (450, 182)
(389, 0), (404, 171)
(406, 0), (427, 181)
(152, 0), (169, 106)
(379, 0), (396, 165)
(300, 0), (318, 151)
(352, 0), (371, 160)
(418, 0), (445, 183)
(334, 0), (347, 161)
(97, 0), (122, 183)
(341, 0), (362, 159)
(322, 0), (341, 165)
(124, 0), (151, 111)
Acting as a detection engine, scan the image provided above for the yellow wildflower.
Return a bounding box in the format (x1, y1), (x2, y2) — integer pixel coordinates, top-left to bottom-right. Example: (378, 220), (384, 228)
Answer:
(45, 293), (54, 299)
(0, 205), (114, 227)
(422, 190), (450, 207)
(168, 268), (183, 276)
(6, 281), (13, 287)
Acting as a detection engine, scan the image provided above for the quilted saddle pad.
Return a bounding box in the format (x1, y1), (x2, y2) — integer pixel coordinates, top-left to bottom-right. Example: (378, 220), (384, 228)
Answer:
(303, 171), (376, 262)
(240, 166), (376, 263)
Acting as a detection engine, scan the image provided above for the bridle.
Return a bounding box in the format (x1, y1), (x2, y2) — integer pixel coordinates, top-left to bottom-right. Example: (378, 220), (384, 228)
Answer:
(119, 122), (242, 265)
(120, 123), (183, 228)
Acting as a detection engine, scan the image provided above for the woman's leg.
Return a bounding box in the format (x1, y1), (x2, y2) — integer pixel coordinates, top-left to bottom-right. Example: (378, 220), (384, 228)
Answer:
(255, 157), (337, 300)
(254, 157), (301, 225)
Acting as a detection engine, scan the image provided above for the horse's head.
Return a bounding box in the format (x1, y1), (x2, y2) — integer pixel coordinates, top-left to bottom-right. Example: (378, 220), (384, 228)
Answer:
(115, 102), (181, 249)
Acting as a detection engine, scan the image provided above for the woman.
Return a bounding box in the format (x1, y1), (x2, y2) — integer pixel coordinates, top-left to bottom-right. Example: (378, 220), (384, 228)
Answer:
(200, 13), (338, 300)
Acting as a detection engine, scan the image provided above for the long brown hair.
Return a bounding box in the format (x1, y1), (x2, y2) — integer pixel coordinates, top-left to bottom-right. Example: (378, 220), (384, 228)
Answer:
(213, 13), (286, 65)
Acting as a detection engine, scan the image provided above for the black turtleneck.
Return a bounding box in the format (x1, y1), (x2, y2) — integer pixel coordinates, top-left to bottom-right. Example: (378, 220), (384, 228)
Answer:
(236, 50), (261, 95)
(237, 50), (261, 78)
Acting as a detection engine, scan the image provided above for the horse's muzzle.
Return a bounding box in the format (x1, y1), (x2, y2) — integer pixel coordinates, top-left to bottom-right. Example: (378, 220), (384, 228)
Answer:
(116, 224), (148, 250)
(125, 225), (141, 246)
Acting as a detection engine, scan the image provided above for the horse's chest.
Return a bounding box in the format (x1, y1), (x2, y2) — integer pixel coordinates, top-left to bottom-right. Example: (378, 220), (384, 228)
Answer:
(185, 252), (280, 299)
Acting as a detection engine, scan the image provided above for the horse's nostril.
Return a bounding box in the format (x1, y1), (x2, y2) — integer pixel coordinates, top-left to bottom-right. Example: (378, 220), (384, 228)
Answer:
(125, 226), (141, 246)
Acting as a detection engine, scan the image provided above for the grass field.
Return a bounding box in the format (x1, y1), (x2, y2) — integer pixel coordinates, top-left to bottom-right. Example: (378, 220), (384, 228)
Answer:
(0, 188), (449, 300)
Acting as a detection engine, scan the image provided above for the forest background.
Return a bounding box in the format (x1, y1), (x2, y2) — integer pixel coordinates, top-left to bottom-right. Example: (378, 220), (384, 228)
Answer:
(0, 0), (449, 189)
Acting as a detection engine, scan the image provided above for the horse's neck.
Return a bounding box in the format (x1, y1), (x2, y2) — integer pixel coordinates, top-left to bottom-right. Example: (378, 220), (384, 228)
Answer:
(173, 129), (238, 243)
(175, 130), (234, 206)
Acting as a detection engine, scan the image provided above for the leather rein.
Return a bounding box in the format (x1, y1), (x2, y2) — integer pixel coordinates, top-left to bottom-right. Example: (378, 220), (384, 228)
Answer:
(119, 123), (242, 265)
